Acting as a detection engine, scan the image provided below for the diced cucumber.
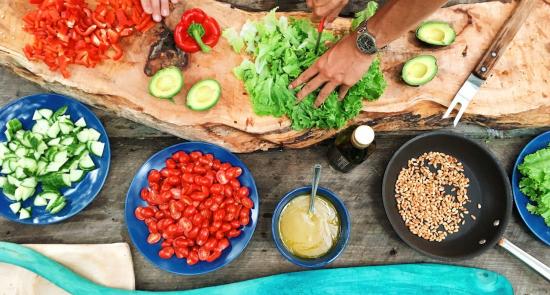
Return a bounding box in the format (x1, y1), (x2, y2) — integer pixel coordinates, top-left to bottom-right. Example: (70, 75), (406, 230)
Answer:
(37, 160), (47, 176)
(47, 122), (61, 138)
(14, 167), (26, 179)
(18, 157), (37, 172)
(9, 202), (21, 214)
(0, 143), (9, 156)
(49, 201), (66, 214)
(46, 162), (64, 173)
(87, 129), (101, 141)
(88, 141), (105, 157)
(4, 129), (13, 141)
(61, 136), (74, 146)
(37, 142), (48, 153)
(69, 169), (84, 182)
(47, 138), (61, 146)
(40, 192), (60, 200)
(76, 129), (89, 143)
(78, 153), (95, 170)
(33, 196), (48, 206)
(7, 175), (20, 186)
(59, 122), (73, 135)
(75, 117), (86, 127)
(46, 195), (65, 211)
(38, 109), (53, 119)
(15, 186), (34, 201)
(8, 142), (17, 151)
(41, 173), (68, 189)
(18, 208), (31, 219)
(15, 147), (28, 158)
(1, 161), (12, 174)
(74, 144), (86, 156)
(8, 158), (18, 172)
(0, 176), (6, 188)
(62, 174), (71, 187)
(21, 177), (37, 188)
(53, 106), (68, 118)
(2, 182), (16, 198)
(32, 119), (50, 135)
(32, 110), (42, 120)
(7, 118), (23, 132)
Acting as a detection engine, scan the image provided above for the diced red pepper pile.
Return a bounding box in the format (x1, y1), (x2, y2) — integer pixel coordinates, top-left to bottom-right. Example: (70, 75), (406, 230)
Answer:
(22, 0), (155, 78)
(134, 150), (254, 265)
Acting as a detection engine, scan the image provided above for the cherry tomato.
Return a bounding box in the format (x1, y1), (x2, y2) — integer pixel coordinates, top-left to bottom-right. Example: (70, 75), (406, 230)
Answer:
(190, 151), (202, 160)
(215, 230), (225, 240)
(240, 215), (250, 226)
(192, 213), (203, 226)
(148, 222), (159, 233)
(204, 237), (217, 251)
(224, 185), (234, 197)
(229, 178), (241, 189)
(175, 247), (189, 259)
(166, 158), (177, 169)
(187, 250), (199, 265)
(134, 207), (146, 220)
(167, 176), (180, 186)
(160, 168), (170, 178)
(148, 170), (161, 183)
(159, 247), (175, 259)
(183, 206), (197, 217)
(227, 229), (241, 238)
(213, 209), (225, 221)
(178, 217), (193, 233)
(216, 238), (230, 251)
(190, 191), (208, 201)
(220, 223), (232, 232)
(141, 207), (155, 218)
(186, 227), (199, 239)
(219, 163), (231, 171)
(196, 228), (209, 246)
(241, 197), (254, 209)
(193, 165), (207, 175)
(237, 187), (250, 198)
(173, 237), (188, 248)
(147, 233), (161, 244)
(216, 170), (229, 184)
(231, 220), (241, 229)
(206, 250), (222, 262)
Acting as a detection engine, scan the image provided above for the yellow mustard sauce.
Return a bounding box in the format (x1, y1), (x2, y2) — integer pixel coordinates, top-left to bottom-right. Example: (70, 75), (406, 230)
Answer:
(278, 195), (340, 259)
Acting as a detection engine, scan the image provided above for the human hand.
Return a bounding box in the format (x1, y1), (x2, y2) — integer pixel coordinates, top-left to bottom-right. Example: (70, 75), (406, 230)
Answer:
(306, 0), (348, 24)
(289, 33), (374, 107)
(141, 0), (180, 22)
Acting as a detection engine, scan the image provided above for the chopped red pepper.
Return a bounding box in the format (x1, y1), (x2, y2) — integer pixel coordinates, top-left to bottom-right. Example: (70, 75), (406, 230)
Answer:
(22, 0), (155, 78)
(174, 8), (221, 54)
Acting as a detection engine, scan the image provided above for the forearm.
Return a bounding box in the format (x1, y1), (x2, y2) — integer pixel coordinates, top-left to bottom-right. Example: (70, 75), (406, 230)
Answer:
(365, 0), (448, 47)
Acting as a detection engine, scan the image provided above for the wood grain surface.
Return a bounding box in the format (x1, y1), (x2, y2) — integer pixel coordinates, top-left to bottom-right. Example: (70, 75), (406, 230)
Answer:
(0, 0), (548, 152)
(0, 67), (548, 294)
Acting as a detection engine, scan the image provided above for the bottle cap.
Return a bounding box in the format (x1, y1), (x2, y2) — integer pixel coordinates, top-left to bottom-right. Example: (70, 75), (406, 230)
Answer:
(352, 125), (375, 149)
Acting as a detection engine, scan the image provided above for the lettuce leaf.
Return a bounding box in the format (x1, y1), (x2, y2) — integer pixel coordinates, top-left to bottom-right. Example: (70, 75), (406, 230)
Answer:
(518, 144), (550, 226)
(224, 7), (386, 130)
(351, 1), (379, 30)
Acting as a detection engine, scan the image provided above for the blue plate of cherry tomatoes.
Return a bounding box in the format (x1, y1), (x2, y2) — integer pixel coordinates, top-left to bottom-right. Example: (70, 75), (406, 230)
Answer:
(125, 142), (259, 275)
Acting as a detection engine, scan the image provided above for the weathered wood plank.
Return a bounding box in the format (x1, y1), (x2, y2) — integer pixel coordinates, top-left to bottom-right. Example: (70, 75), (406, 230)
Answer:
(0, 135), (547, 294)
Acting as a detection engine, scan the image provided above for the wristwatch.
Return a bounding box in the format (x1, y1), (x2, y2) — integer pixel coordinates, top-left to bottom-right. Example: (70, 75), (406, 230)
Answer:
(355, 21), (380, 55)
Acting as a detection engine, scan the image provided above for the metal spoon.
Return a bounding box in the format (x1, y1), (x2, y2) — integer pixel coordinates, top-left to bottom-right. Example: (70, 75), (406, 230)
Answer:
(309, 164), (322, 215)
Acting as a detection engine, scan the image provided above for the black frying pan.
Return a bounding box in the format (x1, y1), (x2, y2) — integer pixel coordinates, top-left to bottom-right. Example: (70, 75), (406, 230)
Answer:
(382, 131), (549, 280)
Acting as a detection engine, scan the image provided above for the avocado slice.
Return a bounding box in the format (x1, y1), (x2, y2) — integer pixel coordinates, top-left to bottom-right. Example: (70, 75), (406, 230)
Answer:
(402, 55), (438, 86)
(416, 21), (456, 46)
(149, 66), (184, 99)
(186, 79), (221, 111)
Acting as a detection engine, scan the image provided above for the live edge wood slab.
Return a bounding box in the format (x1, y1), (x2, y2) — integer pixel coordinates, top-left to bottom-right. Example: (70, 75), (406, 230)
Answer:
(0, 1), (549, 153)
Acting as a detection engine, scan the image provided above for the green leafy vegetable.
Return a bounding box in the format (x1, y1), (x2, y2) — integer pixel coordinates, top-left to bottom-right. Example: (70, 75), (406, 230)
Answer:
(351, 1), (379, 30)
(224, 8), (386, 130)
(518, 144), (550, 226)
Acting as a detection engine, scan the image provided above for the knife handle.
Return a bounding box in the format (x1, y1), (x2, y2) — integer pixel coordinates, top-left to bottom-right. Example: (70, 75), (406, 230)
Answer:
(473, 0), (536, 80)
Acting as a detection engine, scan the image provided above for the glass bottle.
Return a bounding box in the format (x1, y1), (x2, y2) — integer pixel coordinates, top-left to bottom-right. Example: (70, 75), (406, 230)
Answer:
(327, 125), (376, 173)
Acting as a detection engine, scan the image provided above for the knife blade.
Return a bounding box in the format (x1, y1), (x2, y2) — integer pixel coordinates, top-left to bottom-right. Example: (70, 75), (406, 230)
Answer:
(314, 17), (326, 55)
(442, 0), (536, 126)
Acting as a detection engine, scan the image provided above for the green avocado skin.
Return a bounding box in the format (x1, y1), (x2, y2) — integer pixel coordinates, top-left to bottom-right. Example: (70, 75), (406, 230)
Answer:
(416, 21), (456, 46)
(401, 55), (438, 86)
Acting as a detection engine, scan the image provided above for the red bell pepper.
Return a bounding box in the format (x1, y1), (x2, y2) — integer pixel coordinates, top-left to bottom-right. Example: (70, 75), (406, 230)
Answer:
(174, 8), (221, 54)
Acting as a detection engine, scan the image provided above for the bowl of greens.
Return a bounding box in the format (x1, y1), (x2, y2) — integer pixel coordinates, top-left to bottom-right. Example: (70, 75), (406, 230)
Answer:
(512, 130), (550, 246)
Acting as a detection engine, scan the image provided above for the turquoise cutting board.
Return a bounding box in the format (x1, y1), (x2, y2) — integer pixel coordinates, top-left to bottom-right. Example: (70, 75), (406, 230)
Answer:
(0, 242), (512, 294)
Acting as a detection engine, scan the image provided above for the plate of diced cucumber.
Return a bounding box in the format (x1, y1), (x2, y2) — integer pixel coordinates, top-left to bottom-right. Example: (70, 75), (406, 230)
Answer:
(0, 93), (110, 224)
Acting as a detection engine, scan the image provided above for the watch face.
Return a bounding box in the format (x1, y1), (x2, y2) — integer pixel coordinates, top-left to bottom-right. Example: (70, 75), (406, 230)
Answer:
(357, 33), (377, 55)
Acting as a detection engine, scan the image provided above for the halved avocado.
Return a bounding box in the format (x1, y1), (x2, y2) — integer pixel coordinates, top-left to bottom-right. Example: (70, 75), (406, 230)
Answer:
(416, 21), (456, 46)
(402, 55), (438, 86)
(149, 66), (184, 99)
(186, 79), (221, 111)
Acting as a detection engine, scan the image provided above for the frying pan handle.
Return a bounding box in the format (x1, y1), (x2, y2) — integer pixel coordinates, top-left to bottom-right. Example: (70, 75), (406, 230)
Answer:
(498, 238), (550, 281)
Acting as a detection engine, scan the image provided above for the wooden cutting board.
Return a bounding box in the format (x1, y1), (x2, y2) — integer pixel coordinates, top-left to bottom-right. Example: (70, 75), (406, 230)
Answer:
(0, 243), (135, 295)
(0, 0), (548, 152)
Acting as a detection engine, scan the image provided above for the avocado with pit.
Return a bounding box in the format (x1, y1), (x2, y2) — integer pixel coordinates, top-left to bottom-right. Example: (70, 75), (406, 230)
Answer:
(401, 55), (438, 86)
(416, 21), (456, 46)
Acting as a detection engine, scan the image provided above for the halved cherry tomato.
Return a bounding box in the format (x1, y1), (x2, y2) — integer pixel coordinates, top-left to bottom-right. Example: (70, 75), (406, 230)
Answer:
(147, 233), (161, 244)
(159, 247), (175, 259)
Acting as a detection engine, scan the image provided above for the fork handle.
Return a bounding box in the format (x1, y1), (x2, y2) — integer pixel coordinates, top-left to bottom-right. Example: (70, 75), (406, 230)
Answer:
(473, 0), (536, 80)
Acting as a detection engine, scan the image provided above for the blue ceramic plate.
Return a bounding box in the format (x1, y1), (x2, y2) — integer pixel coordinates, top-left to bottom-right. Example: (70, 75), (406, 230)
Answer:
(125, 142), (259, 275)
(512, 130), (550, 246)
(0, 93), (111, 224)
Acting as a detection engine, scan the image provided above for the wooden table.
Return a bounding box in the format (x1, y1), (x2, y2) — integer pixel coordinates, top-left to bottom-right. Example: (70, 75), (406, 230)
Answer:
(0, 0), (549, 294)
